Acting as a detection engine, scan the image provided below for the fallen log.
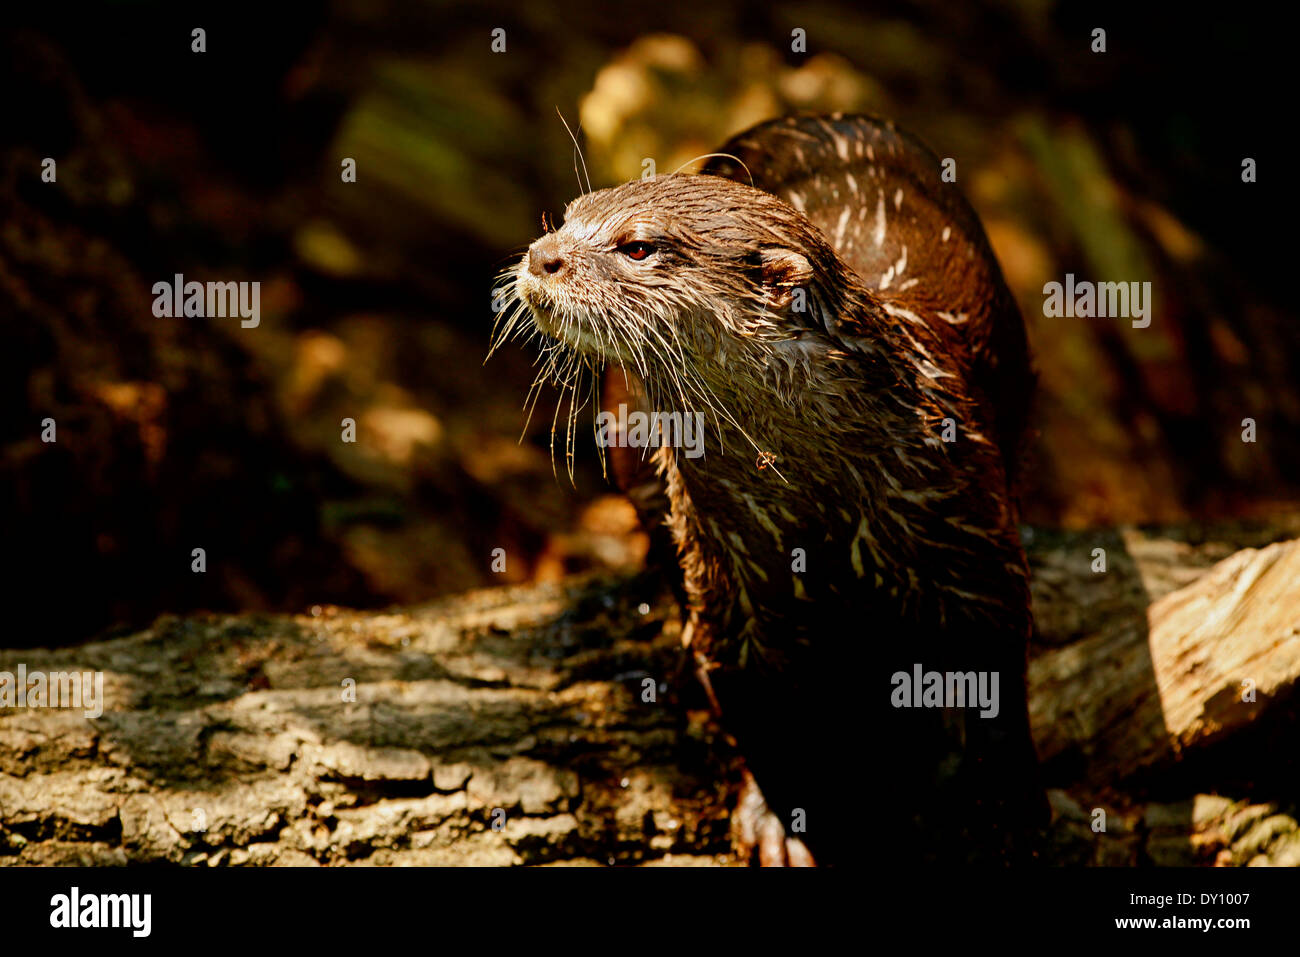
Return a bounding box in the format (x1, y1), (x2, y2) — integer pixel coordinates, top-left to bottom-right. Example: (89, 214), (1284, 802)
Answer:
(0, 573), (738, 866)
(2, 528), (1298, 865)
(1029, 538), (1300, 784)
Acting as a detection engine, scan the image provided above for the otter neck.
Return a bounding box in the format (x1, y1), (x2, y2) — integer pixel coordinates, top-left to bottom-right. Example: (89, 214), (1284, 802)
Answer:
(650, 294), (1028, 668)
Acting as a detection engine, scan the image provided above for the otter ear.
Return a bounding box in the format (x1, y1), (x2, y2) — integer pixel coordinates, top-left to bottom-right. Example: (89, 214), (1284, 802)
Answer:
(758, 247), (814, 311)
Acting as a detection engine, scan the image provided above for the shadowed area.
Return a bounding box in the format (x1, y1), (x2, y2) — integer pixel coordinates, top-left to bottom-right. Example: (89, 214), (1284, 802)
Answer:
(1, 3), (1295, 644)
(1, 2), (1297, 868)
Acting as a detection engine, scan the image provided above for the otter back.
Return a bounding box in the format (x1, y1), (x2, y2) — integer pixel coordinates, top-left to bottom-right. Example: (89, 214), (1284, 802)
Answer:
(703, 114), (1033, 483)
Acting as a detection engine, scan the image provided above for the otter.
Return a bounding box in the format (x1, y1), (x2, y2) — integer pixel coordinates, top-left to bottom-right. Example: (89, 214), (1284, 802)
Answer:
(495, 114), (1044, 865)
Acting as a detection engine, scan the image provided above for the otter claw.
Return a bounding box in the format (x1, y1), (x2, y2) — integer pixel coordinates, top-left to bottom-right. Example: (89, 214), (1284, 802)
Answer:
(733, 770), (815, 867)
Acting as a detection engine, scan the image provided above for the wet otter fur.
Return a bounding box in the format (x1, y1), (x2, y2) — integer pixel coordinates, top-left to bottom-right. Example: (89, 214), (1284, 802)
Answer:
(495, 114), (1044, 865)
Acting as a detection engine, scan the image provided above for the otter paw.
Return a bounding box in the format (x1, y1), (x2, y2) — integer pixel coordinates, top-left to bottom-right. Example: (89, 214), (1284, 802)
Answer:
(732, 770), (814, 867)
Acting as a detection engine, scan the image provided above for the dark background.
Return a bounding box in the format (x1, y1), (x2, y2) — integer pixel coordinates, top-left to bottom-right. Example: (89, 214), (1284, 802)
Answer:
(2, 1), (1295, 646)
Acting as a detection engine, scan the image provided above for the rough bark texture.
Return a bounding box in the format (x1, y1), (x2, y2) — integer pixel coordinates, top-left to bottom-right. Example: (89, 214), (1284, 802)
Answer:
(2, 526), (1298, 866)
(1030, 539), (1300, 783)
(1, 573), (739, 866)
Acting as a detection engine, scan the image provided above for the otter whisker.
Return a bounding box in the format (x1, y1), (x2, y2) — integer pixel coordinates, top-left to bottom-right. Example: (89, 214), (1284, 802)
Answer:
(632, 314), (770, 470)
(544, 346), (585, 480)
(556, 107), (591, 196)
(671, 152), (755, 187)
(487, 293), (532, 361)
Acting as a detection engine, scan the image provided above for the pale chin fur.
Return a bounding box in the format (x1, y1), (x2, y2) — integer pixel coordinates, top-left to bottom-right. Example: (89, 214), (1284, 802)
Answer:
(541, 318), (606, 357)
(520, 292), (630, 363)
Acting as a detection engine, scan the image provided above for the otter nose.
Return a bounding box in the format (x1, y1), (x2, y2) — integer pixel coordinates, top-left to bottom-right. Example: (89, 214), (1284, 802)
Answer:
(528, 234), (565, 277)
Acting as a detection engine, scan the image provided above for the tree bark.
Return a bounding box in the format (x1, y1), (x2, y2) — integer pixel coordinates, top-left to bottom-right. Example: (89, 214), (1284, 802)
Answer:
(2, 529), (1298, 866)
(1029, 539), (1300, 782)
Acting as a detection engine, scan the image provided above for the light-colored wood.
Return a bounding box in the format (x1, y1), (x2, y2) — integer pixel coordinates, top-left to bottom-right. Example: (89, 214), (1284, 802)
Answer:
(1030, 539), (1300, 782)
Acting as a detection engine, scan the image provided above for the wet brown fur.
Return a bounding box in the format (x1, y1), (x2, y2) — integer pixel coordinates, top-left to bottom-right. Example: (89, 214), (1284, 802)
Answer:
(497, 114), (1044, 864)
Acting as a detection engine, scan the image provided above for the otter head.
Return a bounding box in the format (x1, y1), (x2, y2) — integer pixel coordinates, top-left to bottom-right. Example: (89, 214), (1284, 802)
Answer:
(511, 174), (859, 376)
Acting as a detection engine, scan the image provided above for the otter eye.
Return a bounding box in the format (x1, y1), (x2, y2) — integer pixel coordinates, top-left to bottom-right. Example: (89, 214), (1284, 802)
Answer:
(618, 241), (654, 261)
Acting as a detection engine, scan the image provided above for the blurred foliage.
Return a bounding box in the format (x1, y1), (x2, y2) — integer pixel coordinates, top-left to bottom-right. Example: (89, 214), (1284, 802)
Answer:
(1, 1), (1294, 644)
